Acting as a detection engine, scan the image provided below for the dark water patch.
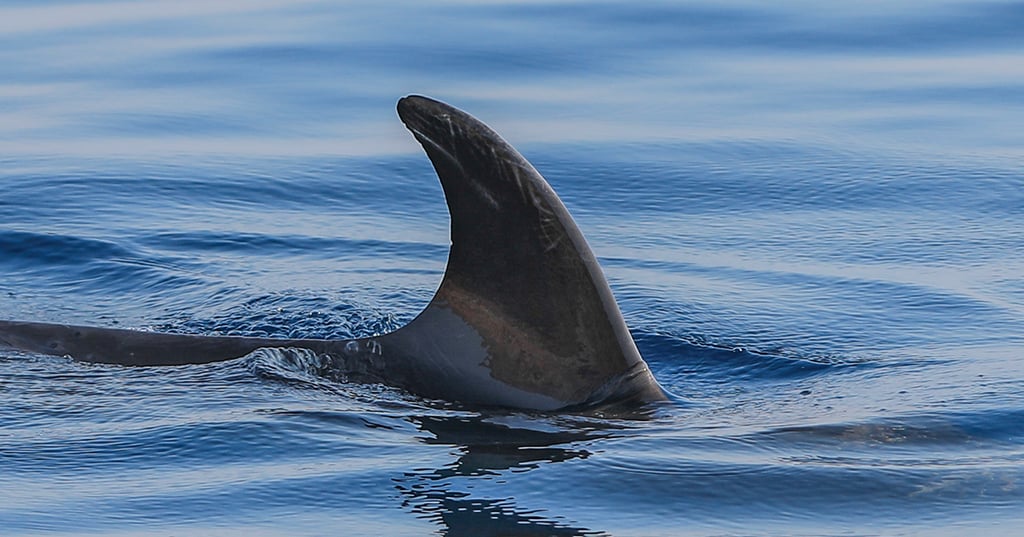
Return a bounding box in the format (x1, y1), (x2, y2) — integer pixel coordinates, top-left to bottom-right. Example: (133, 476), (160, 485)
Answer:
(0, 156), (443, 219)
(490, 1), (1024, 54)
(535, 142), (1024, 217)
(859, 83), (1024, 107)
(81, 111), (256, 136)
(0, 229), (131, 267)
(634, 331), (848, 384)
(756, 3), (1024, 52)
(200, 41), (598, 81)
(2, 418), (352, 475)
(138, 230), (447, 260)
(0, 229), (209, 301)
(591, 456), (1022, 530)
(491, 1), (768, 30)
(614, 250), (1024, 357)
(767, 408), (1024, 449)
(0, 460), (409, 535)
(584, 416), (1024, 531)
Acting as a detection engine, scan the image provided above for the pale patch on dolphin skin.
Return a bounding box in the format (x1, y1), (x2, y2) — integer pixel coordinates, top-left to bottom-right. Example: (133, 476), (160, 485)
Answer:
(0, 95), (666, 411)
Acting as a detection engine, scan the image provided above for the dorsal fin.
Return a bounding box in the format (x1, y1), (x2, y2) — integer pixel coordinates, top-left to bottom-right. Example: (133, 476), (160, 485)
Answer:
(389, 95), (664, 407)
(0, 96), (665, 411)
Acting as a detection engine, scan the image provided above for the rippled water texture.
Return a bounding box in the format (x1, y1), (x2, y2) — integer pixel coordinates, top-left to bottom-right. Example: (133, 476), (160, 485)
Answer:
(2, 1), (1023, 536)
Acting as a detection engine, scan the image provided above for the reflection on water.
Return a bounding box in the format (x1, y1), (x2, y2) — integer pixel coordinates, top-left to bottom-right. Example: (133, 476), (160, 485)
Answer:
(397, 414), (621, 536)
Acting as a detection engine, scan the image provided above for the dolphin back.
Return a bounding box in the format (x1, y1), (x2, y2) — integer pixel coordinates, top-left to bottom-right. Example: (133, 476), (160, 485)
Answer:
(0, 320), (326, 365)
(0, 96), (665, 411)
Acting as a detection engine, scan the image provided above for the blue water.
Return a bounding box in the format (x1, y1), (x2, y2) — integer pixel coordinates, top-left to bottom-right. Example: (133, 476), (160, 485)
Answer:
(2, 1), (1023, 535)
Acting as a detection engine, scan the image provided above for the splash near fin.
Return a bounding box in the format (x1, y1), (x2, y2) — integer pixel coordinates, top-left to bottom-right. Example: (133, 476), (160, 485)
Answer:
(0, 95), (665, 410)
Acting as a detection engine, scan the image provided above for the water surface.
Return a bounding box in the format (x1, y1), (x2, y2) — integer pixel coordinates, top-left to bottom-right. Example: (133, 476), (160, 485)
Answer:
(2, 1), (1023, 535)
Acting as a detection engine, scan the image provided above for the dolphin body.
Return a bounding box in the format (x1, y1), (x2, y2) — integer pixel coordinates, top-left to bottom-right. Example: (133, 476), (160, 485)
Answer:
(0, 95), (666, 411)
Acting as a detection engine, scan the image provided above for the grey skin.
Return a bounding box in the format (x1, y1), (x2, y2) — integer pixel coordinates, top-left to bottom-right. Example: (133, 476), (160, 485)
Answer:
(0, 95), (666, 411)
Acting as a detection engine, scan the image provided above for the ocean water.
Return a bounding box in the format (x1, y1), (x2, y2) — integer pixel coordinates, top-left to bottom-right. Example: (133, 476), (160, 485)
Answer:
(2, 1), (1023, 535)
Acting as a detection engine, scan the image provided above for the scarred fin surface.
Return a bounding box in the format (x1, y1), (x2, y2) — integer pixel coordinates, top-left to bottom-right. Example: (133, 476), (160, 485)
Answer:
(0, 95), (666, 410)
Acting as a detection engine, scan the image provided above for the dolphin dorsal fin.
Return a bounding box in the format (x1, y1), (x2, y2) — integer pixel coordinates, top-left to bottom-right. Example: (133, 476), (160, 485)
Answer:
(393, 96), (663, 407)
(0, 96), (664, 411)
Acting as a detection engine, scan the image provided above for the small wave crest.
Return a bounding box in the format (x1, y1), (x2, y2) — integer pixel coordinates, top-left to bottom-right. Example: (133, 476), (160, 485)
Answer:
(245, 347), (339, 385)
(636, 330), (861, 385)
